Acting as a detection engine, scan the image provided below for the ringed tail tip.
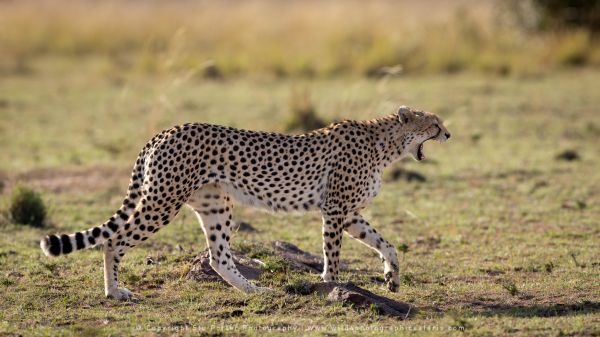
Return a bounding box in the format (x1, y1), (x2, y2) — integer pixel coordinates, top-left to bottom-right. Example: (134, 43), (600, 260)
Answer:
(40, 235), (62, 257)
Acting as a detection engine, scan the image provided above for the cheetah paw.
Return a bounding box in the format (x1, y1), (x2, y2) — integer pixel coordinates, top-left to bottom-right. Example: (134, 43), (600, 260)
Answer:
(385, 272), (400, 293)
(321, 273), (337, 282)
(106, 287), (134, 301)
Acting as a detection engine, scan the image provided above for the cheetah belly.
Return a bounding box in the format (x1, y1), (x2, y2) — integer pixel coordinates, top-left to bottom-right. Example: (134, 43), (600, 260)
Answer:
(220, 182), (273, 210)
(220, 174), (327, 213)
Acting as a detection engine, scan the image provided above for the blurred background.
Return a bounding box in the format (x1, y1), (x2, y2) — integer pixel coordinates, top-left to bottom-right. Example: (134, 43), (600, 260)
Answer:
(1, 0), (599, 78)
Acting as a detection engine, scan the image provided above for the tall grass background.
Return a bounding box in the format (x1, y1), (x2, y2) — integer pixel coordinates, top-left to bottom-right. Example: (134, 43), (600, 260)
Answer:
(1, 0), (598, 78)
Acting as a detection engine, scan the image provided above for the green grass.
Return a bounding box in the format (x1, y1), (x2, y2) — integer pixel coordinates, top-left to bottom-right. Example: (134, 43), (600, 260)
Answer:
(0, 63), (599, 336)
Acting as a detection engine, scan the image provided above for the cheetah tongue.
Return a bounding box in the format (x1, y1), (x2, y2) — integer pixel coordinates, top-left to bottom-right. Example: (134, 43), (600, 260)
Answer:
(417, 143), (425, 161)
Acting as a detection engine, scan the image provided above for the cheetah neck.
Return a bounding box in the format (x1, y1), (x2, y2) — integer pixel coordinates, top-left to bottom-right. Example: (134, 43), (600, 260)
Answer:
(364, 114), (404, 167)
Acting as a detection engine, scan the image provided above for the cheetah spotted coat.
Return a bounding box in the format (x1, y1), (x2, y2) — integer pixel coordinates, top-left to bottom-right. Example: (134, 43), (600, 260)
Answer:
(41, 106), (450, 300)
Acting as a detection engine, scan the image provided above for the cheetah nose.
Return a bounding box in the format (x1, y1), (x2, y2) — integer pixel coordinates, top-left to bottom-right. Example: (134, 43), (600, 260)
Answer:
(445, 132), (451, 139)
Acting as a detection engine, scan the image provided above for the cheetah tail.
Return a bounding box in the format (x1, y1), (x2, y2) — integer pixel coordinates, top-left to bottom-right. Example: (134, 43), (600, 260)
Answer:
(39, 208), (132, 257)
(40, 152), (146, 257)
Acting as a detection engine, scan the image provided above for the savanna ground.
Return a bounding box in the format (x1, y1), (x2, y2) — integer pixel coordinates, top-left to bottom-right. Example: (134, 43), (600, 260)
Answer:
(1, 1), (599, 336)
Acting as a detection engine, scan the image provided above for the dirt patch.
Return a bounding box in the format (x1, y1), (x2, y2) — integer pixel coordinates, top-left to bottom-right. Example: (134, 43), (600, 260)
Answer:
(1, 166), (130, 194)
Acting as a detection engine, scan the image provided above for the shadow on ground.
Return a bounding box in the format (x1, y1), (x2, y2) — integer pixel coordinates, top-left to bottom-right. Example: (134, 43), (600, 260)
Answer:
(469, 301), (600, 318)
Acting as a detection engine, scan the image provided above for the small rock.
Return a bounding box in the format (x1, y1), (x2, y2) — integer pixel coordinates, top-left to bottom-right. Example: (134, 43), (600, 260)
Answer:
(562, 200), (587, 210)
(209, 309), (244, 319)
(175, 244), (185, 253)
(386, 167), (426, 183)
(479, 268), (504, 276)
(201, 60), (222, 80)
(529, 180), (548, 193)
(556, 150), (580, 161)
(234, 221), (257, 233)
(366, 64), (403, 78)
(5, 271), (23, 278)
(230, 309), (243, 317)
(414, 236), (441, 249)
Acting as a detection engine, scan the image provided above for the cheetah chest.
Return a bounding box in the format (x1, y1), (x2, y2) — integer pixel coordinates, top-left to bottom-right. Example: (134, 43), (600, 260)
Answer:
(355, 169), (384, 209)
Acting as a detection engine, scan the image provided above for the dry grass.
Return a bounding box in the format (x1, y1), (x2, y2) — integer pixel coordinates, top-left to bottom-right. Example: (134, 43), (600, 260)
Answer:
(1, 166), (130, 195)
(1, 0), (598, 78)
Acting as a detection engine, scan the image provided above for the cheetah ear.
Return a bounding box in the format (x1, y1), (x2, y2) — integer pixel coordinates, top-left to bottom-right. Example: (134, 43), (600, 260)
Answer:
(398, 106), (411, 124)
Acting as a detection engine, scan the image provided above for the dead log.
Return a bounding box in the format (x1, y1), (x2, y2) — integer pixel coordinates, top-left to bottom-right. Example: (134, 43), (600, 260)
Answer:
(187, 241), (345, 282)
(270, 240), (323, 273)
(186, 250), (263, 282)
(311, 282), (413, 318)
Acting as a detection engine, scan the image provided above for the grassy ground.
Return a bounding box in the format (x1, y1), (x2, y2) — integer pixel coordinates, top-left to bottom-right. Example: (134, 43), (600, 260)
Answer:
(0, 62), (599, 336)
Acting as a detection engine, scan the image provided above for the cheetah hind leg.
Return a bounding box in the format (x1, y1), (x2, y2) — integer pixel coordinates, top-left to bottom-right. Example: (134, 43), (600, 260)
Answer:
(188, 185), (271, 294)
(103, 198), (183, 300)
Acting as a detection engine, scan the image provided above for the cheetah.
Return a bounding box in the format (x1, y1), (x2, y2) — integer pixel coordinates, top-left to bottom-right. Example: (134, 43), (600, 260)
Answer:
(40, 106), (450, 300)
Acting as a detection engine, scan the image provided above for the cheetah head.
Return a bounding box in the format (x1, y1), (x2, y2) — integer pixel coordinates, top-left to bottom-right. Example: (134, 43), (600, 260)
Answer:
(397, 106), (451, 161)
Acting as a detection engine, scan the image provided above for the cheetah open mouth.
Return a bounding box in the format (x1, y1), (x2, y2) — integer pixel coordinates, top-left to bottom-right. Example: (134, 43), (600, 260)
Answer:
(414, 126), (442, 161)
(416, 143), (426, 161)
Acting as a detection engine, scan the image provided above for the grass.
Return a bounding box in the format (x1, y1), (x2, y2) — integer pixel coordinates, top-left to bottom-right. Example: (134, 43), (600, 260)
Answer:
(0, 0), (599, 78)
(0, 58), (599, 335)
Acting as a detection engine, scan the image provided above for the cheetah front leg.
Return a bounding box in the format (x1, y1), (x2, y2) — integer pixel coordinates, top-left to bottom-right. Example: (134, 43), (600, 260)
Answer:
(188, 185), (270, 294)
(320, 213), (347, 282)
(344, 212), (400, 292)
